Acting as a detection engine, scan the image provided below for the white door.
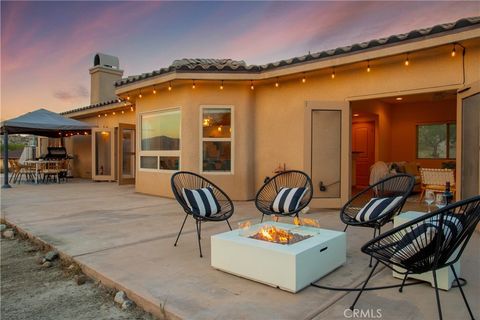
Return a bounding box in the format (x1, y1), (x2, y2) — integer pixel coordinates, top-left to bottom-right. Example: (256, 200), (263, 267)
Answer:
(305, 101), (350, 208)
(458, 81), (480, 199)
(92, 128), (115, 181)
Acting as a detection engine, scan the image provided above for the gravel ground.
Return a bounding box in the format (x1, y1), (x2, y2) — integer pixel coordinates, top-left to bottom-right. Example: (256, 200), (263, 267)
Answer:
(1, 235), (157, 320)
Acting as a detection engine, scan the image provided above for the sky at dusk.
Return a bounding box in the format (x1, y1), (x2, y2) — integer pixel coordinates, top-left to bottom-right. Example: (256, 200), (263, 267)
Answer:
(1, 1), (479, 120)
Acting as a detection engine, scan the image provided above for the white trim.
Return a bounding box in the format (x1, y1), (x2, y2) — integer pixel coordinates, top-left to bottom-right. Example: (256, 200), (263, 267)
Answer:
(138, 107), (182, 172)
(199, 105), (234, 175)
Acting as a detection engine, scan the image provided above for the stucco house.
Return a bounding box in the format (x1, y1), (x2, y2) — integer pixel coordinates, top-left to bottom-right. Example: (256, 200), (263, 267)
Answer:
(60, 17), (480, 208)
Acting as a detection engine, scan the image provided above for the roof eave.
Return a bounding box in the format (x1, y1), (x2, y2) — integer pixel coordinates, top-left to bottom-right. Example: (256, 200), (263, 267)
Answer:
(115, 26), (480, 94)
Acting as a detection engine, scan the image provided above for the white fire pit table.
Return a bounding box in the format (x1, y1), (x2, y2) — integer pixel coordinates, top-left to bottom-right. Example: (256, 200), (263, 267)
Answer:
(211, 221), (346, 293)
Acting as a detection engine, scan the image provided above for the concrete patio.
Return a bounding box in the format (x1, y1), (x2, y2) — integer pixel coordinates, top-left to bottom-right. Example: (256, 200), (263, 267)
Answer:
(1, 179), (478, 319)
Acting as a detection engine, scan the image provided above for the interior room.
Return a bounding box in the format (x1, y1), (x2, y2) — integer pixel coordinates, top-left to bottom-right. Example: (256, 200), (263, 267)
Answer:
(350, 90), (457, 202)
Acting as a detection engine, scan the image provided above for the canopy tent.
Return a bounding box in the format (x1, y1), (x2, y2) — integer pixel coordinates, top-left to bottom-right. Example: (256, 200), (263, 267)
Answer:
(1, 108), (96, 188)
(1, 108), (95, 137)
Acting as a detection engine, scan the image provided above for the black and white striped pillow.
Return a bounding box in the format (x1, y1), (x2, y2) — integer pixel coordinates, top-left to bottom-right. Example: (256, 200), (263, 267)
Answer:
(182, 187), (220, 217)
(392, 214), (464, 264)
(355, 196), (403, 222)
(271, 187), (307, 214)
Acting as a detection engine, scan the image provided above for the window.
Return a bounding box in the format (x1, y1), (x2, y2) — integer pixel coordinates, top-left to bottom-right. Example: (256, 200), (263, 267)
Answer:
(417, 123), (456, 159)
(201, 106), (233, 173)
(139, 108), (181, 171)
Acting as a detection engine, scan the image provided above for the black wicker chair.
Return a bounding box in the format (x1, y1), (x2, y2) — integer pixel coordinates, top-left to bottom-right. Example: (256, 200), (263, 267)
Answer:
(171, 171), (234, 258)
(255, 170), (313, 222)
(350, 195), (480, 320)
(340, 174), (415, 266)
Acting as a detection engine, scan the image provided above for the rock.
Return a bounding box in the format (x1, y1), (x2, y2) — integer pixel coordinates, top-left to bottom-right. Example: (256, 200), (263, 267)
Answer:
(0, 224), (6, 232)
(121, 300), (134, 310)
(75, 275), (87, 285)
(44, 250), (59, 261)
(41, 261), (52, 268)
(3, 229), (14, 239)
(114, 291), (127, 305)
(36, 256), (46, 265)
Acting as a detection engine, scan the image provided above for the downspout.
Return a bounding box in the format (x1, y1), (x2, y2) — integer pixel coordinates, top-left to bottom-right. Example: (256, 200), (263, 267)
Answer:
(2, 130), (11, 188)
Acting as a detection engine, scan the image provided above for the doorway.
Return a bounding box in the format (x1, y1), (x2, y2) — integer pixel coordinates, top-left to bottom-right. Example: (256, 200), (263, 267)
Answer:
(352, 121), (375, 188)
(92, 128), (115, 181)
(118, 123), (135, 185)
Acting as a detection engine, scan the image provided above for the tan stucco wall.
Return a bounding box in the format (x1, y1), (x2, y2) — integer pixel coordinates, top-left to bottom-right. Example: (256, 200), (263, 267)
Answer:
(134, 84), (255, 200)
(68, 37), (480, 205)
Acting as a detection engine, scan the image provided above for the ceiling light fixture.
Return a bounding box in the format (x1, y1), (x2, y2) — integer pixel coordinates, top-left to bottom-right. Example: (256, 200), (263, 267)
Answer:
(396, 97), (403, 101)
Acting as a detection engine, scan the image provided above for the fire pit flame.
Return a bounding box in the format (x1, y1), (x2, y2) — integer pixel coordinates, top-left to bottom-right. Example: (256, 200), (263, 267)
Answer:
(250, 224), (310, 245)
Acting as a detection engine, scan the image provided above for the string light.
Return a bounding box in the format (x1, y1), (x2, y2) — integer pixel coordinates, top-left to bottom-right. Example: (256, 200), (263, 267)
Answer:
(112, 111), (116, 115)
(168, 82), (172, 91)
(302, 73), (306, 83)
(451, 44), (456, 57)
(331, 68), (336, 79)
(127, 95), (130, 101)
(138, 90), (142, 98)
(153, 87), (157, 94)
(220, 80), (224, 90)
(117, 98), (122, 103)
(121, 110), (125, 114)
(130, 106), (134, 112)
(192, 80), (196, 89)
(84, 132), (88, 135)
(250, 80), (254, 90)
(404, 53), (409, 66)
(97, 114), (101, 118)
(367, 60), (371, 72)
(275, 78), (279, 88)
(104, 113), (107, 117)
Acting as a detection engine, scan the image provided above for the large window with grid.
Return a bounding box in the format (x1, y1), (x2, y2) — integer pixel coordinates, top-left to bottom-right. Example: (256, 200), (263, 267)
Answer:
(139, 108), (181, 171)
(200, 106), (233, 173)
(417, 123), (456, 159)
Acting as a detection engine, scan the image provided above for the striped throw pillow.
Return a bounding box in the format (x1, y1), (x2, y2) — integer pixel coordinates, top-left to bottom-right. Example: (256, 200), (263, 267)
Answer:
(271, 187), (307, 214)
(392, 214), (463, 264)
(182, 187), (220, 217)
(355, 196), (403, 222)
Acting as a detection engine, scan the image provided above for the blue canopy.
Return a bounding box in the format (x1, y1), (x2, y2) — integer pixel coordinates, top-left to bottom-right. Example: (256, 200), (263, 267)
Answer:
(1, 108), (95, 137)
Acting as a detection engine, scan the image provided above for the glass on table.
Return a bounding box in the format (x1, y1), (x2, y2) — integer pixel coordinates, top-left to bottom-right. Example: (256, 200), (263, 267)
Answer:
(424, 190), (435, 213)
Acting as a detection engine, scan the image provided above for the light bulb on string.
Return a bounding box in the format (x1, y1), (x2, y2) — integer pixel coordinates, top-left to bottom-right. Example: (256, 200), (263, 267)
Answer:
(153, 87), (157, 94)
(168, 82), (172, 91)
(302, 73), (306, 83)
(331, 68), (335, 79)
(250, 80), (254, 90)
(451, 44), (456, 57)
(275, 78), (279, 88)
(404, 53), (410, 66)
(367, 60), (371, 72)
(220, 80), (224, 90)
(192, 80), (196, 89)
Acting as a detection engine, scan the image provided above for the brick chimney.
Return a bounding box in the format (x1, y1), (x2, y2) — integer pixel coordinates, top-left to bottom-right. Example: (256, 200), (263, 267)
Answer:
(89, 53), (123, 105)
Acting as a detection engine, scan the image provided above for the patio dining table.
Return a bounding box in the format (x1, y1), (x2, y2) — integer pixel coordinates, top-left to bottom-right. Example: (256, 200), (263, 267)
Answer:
(24, 160), (61, 184)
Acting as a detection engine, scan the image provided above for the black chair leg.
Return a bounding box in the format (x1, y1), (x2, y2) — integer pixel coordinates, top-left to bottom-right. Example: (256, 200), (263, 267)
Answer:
(351, 260), (379, 310)
(174, 214), (188, 247)
(451, 265), (475, 319)
(261, 214), (264, 223)
(432, 269), (443, 320)
(343, 225), (348, 232)
(399, 273), (409, 292)
(226, 220), (232, 231)
(195, 220), (203, 258)
(369, 228), (378, 267)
